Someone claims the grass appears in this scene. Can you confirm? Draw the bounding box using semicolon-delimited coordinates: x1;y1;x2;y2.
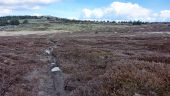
1;18;170;32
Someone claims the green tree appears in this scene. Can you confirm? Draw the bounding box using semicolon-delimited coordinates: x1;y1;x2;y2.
132;20;143;25
111;21;116;24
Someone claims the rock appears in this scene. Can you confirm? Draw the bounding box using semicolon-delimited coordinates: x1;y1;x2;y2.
45;49;51;54
51;67;61;72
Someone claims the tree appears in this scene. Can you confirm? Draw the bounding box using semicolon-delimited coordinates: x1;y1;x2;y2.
111;21;116;24
9;19;20;25
23;19;28;24
132;20;143;25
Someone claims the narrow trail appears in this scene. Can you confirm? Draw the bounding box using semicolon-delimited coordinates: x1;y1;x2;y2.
45;39;68;96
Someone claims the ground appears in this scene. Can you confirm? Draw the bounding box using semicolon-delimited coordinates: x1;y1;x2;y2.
0;24;170;96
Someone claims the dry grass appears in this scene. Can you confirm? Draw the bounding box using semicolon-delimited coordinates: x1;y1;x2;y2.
1;24;170;96
0;36;51;96
53;32;170;96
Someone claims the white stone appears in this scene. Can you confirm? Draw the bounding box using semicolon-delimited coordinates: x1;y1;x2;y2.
51;67;61;72
45;49;51;54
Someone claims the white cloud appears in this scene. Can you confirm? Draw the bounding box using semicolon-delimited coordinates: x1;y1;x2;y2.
67;16;79;20
0;0;57;5
0;8;12;16
82;1;170;21
82;2;152;21
32;6;41;10
93;8;104;18
0;0;59;16
83;8;92;18
83;8;104;18
160;10;170;18
111;2;151;18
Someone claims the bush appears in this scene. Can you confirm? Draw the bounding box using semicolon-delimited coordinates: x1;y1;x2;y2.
9;19;20;25
23;20;28;24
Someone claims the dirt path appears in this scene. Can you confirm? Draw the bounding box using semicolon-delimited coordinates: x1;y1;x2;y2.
0;31;69;36
44;39;68;96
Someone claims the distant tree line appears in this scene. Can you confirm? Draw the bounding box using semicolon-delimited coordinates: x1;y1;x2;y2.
0;15;149;26
54;18;117;24
0;16;31;26
117;20;148;25
59;19;147;25
0;16;39;20
46;16;144;24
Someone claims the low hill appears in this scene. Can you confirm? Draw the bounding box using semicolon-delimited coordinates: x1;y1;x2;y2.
0;16;169;32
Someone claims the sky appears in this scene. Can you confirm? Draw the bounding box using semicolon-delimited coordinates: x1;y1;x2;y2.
0;0;170;21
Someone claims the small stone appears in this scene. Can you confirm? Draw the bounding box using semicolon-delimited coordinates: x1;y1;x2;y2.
45;49;51;54
51;67;61;72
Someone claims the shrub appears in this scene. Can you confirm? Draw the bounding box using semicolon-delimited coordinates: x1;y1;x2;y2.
9;19;20;25
23;20;28;24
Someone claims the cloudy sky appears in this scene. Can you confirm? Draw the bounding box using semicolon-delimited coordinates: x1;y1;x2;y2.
0;0;170;21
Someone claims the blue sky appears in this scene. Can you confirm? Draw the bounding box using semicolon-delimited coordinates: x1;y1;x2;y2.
0;0;170;21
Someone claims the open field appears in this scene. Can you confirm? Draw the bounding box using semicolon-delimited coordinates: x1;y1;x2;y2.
1;23;170;32
0;24;170;96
